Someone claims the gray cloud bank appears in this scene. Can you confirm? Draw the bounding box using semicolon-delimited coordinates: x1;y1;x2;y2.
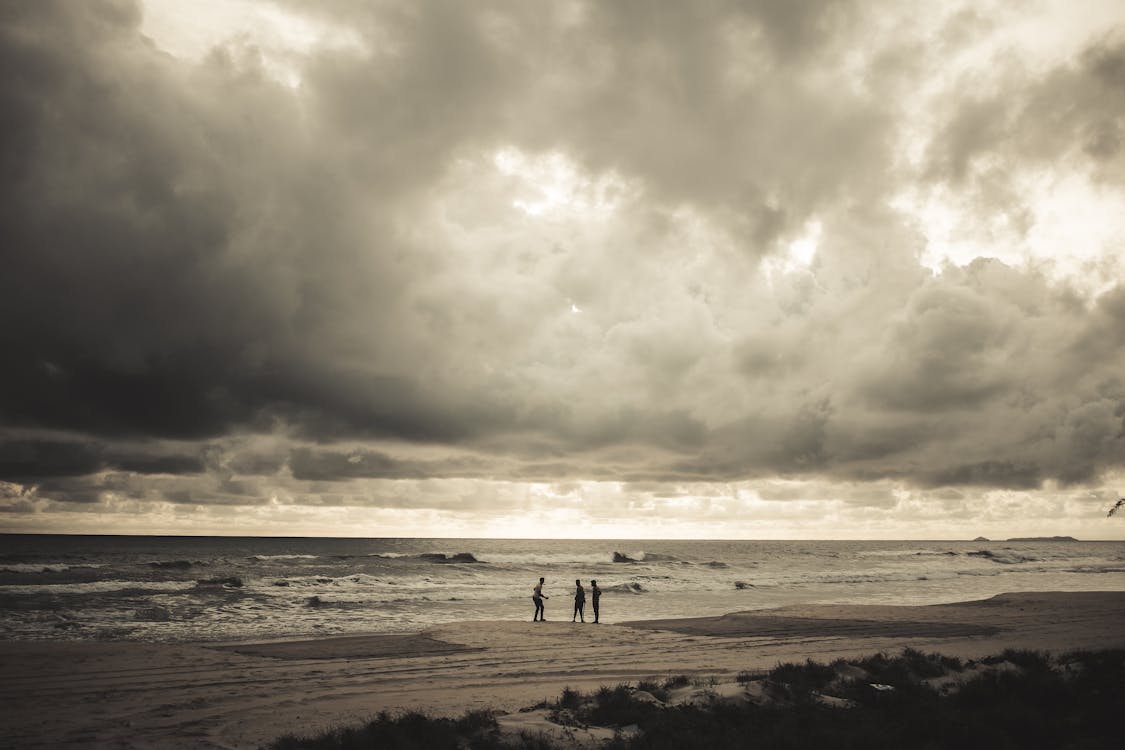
1;1;1124;521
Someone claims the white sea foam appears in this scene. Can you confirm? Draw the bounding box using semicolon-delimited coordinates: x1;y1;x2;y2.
0;580;197;595
2;563;75;573
477;552;618;566
856;549;954;558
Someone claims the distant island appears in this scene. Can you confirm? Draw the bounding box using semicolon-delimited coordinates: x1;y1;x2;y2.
1005;536;1078;542
973;536;990;541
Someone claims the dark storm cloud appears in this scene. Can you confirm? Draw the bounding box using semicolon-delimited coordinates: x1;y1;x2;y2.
1;0;1124;517
0;0;883;447
0;439;103;479
287;446;492;481
0;0;486;445
0;436;204;479
921;460;1044;491
2;0;284;439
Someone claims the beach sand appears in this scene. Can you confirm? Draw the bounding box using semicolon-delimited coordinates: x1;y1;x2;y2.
2;591;1123;749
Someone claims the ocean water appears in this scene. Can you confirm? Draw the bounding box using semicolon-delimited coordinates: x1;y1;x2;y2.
1;535;1123;643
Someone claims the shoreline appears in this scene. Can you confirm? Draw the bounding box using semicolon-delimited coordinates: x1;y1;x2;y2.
3;591;1124;748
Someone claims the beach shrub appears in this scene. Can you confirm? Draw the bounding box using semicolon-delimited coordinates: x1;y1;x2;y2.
587;684;649;727
457;709;498;733
899;647;962;677
507;731;559;750
269;709;500;750
547;684;666;729
635;679;670;702
979;648;1050;672
767;659;836;699
660;675;691;690
851;650;946;687
556;686;582;711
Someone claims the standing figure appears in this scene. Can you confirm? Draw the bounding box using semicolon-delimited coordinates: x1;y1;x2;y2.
572;579;585;623
590;580;601;623
532;577;548;621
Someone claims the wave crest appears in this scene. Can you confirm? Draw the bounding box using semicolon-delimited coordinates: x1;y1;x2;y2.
968;550;1038;565
418;552;481;564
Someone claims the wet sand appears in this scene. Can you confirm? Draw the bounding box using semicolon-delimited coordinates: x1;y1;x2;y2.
2;591;1123;748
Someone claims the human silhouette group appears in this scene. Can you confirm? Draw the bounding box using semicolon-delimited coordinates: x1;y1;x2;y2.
532;577;600;623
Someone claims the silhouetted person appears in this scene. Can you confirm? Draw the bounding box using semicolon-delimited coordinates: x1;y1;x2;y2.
572;579;585;622
532;577;548;621
590;580;601;623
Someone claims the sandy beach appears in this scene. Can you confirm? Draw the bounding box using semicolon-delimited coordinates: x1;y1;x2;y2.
2;591;1124;749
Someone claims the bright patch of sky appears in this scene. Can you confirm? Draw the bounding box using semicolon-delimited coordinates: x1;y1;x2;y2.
141;0;364;87
493;148;625;218
895;175;1125;295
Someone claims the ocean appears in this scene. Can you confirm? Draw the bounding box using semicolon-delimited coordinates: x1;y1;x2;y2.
2;535;1123;643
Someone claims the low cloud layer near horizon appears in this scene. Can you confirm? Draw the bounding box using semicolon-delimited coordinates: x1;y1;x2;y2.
2;0;1124;538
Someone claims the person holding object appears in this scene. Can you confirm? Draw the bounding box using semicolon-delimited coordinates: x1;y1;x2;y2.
532;577;548;621
572;579;585;622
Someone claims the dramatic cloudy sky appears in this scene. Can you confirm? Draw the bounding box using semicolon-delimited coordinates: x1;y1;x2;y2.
2;0;1124;538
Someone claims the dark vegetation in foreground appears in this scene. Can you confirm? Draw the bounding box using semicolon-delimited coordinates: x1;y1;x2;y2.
268;648;1125;749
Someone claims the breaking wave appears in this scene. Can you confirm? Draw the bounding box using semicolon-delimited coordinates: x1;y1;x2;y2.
1;563;91;574
968;550;1039;565
638;553;681;562
0;580;197;595
149;560;198;569
417;552;481;564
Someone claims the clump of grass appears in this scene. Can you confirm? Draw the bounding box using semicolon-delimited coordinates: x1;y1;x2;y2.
556;686;582;711
735;670;762;684
899;647;963;677
548;686;586;727
458;708;498;733
270;710;492;750
635;679;670;702
510;731;559;750
588;684;650;726
767;659;836;699
661;675;691;690
850;648;959;687
549;683;667;729
979;648;1050;672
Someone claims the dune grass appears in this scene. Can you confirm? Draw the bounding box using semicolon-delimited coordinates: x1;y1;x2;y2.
269;648;1125;750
